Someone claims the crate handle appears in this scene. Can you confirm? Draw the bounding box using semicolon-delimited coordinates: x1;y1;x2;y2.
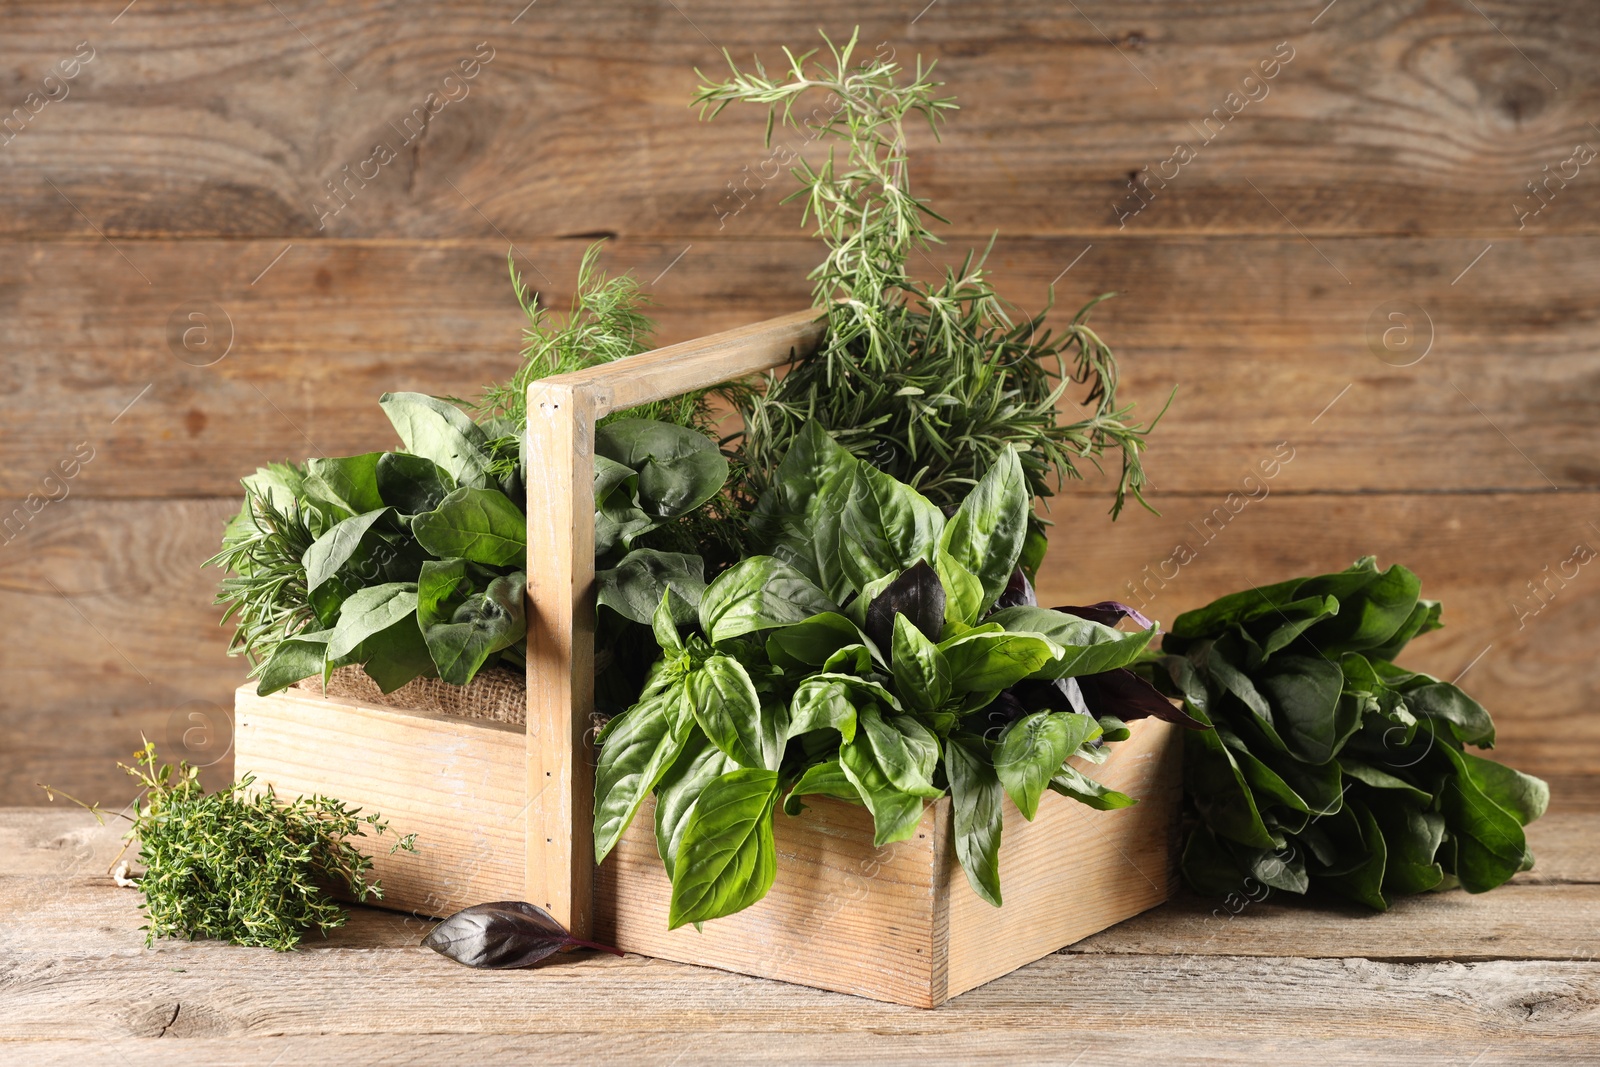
524;308;826;935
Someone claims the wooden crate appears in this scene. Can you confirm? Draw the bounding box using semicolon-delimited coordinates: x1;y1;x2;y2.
232;309;1183;1007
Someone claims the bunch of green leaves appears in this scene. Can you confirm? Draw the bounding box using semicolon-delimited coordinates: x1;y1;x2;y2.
45;742;415;951
213;245;737;692
216;394;727;696
593;421;1180;928
1142;558;1548;909
694;29;1163;522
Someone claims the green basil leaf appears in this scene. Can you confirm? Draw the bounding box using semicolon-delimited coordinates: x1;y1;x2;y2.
375;451;456;516
946;735;1004;907
787;676;862;745
1048;763;1136;811
750;420;859;591
327;583;419;661
891;613;952;714
303;453;385;517
379;391;492;489
938;629;1064;693
593;684;692;864
783;759;862;816
935;550;985;629
654;730;738;880
856;706;942;797
652;588;684;652
765;612;869;669
412;487;527;567
839;728;930;848
687;655;767;769
697;556;838;645
938;446;1028;612
818;463;945;600
667;768;779;928
994;711;1098;820
596;549;705;627
986;605;1154;679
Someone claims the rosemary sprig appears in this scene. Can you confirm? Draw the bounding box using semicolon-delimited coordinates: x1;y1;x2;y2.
696;29;1164;517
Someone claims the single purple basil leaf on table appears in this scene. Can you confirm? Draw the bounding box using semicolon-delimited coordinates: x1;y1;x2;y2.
1055;601;1157;632
1077;668;1205;729
423;900;623;969
864;559;945;656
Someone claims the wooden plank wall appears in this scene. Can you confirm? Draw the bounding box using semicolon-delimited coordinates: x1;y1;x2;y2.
1;1;1595;804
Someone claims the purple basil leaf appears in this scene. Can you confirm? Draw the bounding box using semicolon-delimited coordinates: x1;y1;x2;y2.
983;688;1030;731
1009;676;1091;717
1055;601;1157;632
990;567;1038;611
864;559;945;655
423;900;623;969
1077;669;1205;729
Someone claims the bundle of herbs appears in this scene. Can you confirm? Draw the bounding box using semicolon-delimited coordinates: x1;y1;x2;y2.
1140;557;1548;908
696;29;1165;540
43;743;414;950
211;244;735;701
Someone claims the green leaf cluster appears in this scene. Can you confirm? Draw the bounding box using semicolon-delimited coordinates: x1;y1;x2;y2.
51;742;415;951
695;29;1166;522
593;423;1154;926
212;246;734;694
1146;557;1549;909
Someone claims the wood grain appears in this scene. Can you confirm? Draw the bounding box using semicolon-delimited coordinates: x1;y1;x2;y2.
0;2;1596;239
4;804;1600;1062
233;686;526;916
2;236;1595;499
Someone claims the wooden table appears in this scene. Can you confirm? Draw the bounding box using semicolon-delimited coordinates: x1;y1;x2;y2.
4;784;1598;1065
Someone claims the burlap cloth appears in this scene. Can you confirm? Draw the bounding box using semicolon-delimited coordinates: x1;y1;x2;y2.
295;666;528;725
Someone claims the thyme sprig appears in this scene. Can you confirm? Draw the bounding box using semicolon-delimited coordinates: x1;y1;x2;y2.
43;742;415;951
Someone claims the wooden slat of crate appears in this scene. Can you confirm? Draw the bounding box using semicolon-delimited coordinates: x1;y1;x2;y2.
233;686;525;916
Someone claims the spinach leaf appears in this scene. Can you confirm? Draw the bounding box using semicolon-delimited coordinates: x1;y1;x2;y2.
421;573;526;686
379;392;493;489
376;452;456;516
255;630;333;696
304;453;385;516
302;508;394;595
326;583;419;661
667;768;779;928
595;549;705;627
595;418;728;520
413;487;527;567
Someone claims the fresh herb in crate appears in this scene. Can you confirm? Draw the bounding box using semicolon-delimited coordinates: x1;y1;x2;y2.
210;243;738;699
695;28;1167;554
1140;557;1549;909
42;742;415;951
593;422;1193;925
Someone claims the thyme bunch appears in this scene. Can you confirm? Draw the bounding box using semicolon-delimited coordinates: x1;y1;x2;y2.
44;742;415;951
696;29;1164;517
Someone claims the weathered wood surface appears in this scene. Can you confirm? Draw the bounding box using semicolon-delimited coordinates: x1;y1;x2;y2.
3;236;1597;498
0;2;1595;239
3;490;1593;805
3;803;1598;1063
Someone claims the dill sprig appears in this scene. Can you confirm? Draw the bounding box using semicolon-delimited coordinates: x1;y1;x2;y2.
43;741;416;951
695;29;1164;517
